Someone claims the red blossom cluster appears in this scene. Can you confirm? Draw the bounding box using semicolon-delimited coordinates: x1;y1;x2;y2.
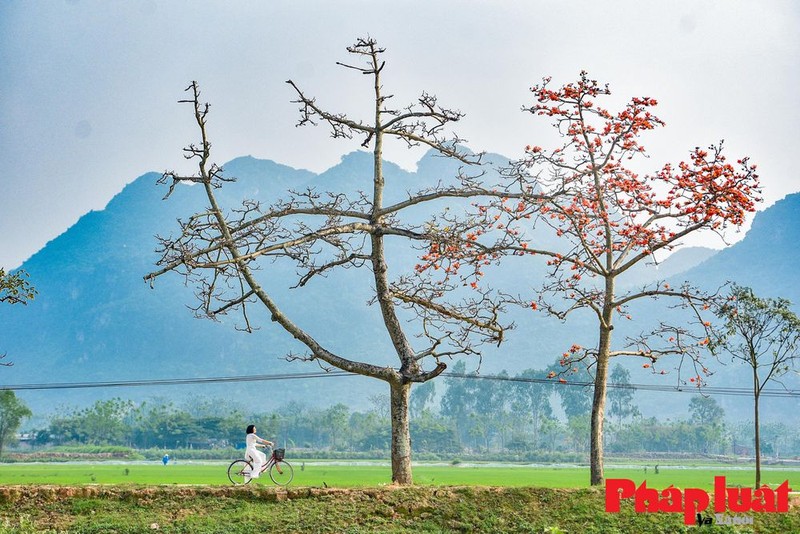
509;72;761;274
655;146;760;228
415;232;500;290
548;344;585;376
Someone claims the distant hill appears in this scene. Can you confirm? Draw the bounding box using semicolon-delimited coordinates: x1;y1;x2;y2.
2;152;797;423
619;246;718;289
621;193;800;422
1;155;392;415
678;193;800;305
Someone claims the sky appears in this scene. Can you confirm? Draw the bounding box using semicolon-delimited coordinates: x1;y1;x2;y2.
1;0;798;269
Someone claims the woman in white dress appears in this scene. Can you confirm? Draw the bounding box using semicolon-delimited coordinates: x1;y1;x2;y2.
244;424;273;479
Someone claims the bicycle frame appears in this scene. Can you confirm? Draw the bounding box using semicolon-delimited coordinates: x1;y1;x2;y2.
229;446;293;486
247;449;283;475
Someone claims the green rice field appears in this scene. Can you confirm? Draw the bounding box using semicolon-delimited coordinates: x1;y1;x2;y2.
0;461;796;489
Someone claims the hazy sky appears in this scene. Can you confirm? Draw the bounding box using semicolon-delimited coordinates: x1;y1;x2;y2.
1;0;798;269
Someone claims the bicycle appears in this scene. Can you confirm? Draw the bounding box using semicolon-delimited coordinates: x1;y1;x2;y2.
227;446;294;486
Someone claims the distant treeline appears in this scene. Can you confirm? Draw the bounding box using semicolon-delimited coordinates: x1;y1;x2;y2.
20;363;800;459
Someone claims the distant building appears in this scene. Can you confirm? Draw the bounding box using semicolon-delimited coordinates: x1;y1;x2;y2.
15;433;35;450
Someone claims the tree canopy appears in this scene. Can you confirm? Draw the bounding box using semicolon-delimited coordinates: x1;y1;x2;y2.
713;285;800;486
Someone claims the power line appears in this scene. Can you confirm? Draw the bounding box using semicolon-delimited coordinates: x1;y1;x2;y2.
0;371;353;391
2;369;799;399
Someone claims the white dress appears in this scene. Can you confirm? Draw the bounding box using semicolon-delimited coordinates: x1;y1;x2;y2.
245;433;267;478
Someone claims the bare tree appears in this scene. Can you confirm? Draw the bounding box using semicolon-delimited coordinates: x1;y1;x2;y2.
713;285;800;487
145;38;524;484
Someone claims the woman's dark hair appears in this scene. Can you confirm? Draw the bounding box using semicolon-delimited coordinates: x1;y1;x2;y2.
246;424;256;434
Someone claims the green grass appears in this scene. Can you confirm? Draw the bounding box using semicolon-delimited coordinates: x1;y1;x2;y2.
1;463;799;532
0;484;799;533
0;461;796;489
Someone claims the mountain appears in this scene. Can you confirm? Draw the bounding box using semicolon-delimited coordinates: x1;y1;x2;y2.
619;247;718;289
0;151;511;416
619;193;800;422
2;153;798;423
678;193;800;305
0;156;378;415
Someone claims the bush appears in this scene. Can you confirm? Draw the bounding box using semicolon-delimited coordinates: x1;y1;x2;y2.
1;445;145;463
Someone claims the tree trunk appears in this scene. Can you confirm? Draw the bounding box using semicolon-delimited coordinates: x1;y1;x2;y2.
754;387;761;488
390;380;413;485
590;322;613;486
590;355;609;485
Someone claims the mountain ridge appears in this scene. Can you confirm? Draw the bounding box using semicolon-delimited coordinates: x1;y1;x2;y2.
2;152;797;420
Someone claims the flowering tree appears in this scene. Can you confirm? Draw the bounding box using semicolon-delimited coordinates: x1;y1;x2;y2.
445;72;760;485
515;72;761;484
713;285;800;487
145;38;522;485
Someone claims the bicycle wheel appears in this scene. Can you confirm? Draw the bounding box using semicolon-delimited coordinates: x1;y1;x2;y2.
227;459;254;485
269;460;294;486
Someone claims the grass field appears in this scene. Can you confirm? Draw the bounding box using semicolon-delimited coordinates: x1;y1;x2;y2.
0;461;796;489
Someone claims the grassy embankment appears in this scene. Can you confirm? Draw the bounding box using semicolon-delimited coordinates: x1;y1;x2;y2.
2;464;799;532
1;484;799;533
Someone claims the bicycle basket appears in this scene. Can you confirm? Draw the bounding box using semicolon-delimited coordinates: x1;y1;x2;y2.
274;448;285;461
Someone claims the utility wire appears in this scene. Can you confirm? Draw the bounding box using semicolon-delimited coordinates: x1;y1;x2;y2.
2;370;799;398
0;371;354;391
